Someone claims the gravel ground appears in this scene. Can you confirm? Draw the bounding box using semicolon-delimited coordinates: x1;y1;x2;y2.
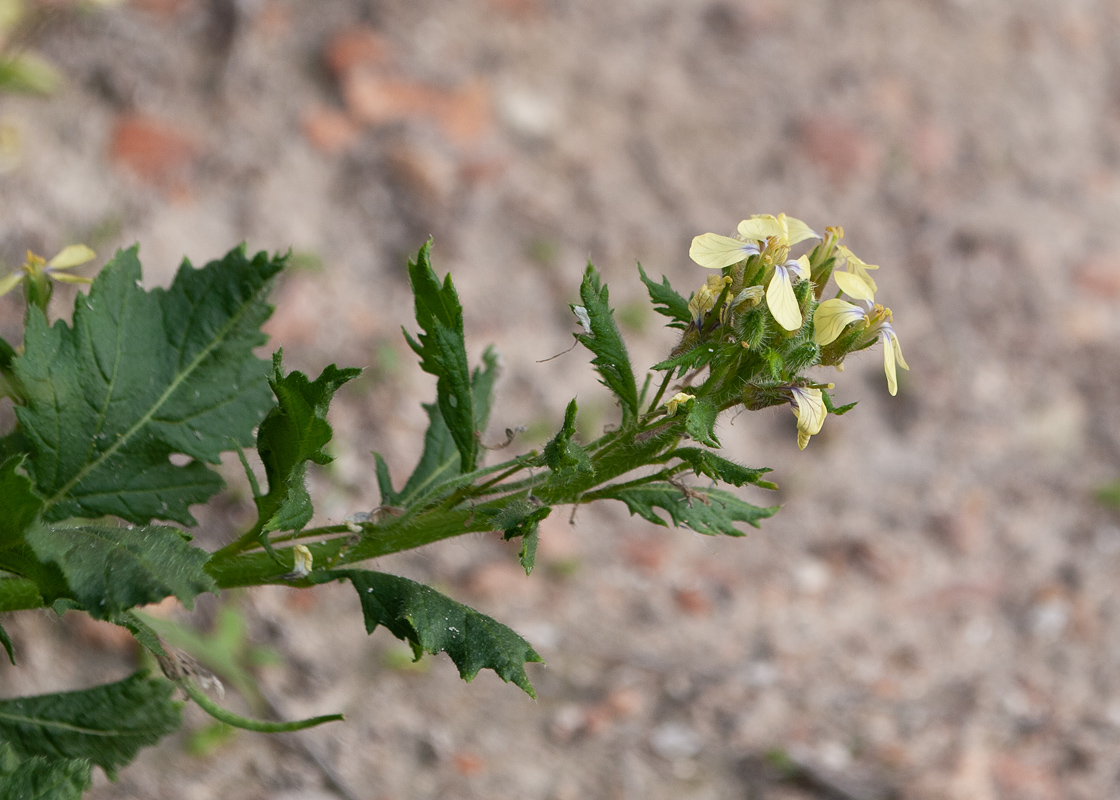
3;1;1120;798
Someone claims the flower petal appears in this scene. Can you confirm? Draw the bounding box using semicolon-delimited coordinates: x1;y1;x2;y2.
0;271;25;298
791;387;826;450
737;216;784;242
833;269;877;302
812;298;864;345
837;245;879;272
781;215;821;246
49;272;93;285
789;254;810;281
47;244;96;270
882;333;898;396
766;266;802;331
689;233;759;269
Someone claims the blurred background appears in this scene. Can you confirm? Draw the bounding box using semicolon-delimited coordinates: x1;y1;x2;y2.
2;0;1120;797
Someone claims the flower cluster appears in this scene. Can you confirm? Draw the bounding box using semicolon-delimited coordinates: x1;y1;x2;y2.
677;214;907;449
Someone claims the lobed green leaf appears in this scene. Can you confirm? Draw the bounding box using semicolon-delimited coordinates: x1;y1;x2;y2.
320;569;543;697
684;398;721;447
254;354;360;538
572;264;640;427
637;263;691;329
0;746;91;800
669;447;775;489
0;457;41;552
397;345;500;505
13;245;282;526
403;241;478;474
0;672;181;776
25;523;215;620
599;482;778;536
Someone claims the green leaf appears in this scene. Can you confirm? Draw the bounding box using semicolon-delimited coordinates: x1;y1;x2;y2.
669;448;775;489
0;749;91;800
403;241;477;474
321;570;543;697
0;457;41;551
0;335;15;372
399;345;500;504
110;612;168;659
25;523;215;620
0;672;181;776
685;398;720;447
0;622;13;666
0;545;67;608
600;482;777;536
543;399;593;477
492;500;551;574
13;245;282;526
254;354;360;536
373;452;401;507
572;264;640;426
637;263;691;329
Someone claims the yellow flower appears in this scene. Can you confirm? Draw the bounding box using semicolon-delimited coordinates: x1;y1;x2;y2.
0;244;96;298
665;392;695;417
688;213;819;270
766;254;810;332
813;300;909;396
291;545;313;578
832;245;878;302
789;386;826;450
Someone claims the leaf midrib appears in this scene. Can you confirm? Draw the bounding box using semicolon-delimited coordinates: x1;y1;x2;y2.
0;708;143;739
41;280;268;514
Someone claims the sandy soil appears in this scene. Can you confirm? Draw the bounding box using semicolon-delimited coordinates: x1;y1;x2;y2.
3;0;1120;798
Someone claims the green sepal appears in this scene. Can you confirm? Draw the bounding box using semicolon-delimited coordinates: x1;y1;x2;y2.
518;525;540;576
0;456;41;552
13;245;282;526
24;523;215;620
637;263;691;329
821;390;857;416
254;354;360;538
318;569;543;697
403;240;478;474
572;263;640;427
652;342;711;374
598;482;778;536
669;447;775;489
0;745;92;800
0;672;181;778
685;398;720;447
782;341;820;375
